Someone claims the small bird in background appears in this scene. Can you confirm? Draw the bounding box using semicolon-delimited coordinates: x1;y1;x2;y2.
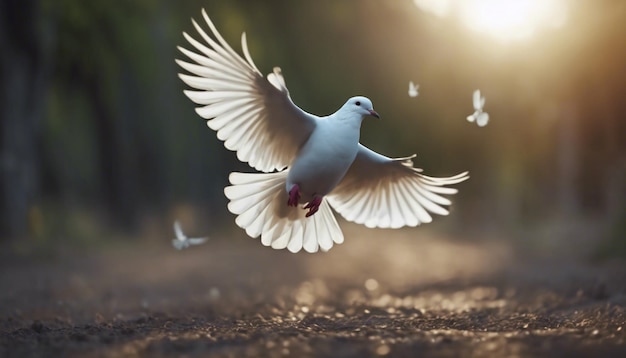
176;9;469;253
408;81;419;97
172;220;208;250
467;89;489;127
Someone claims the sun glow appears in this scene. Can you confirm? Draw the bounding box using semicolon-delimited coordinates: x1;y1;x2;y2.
414;0;568;42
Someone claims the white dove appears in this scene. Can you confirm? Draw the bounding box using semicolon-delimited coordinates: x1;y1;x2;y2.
172;220;208;250
466;89;489;127
176;9;469;253
408;81;419;97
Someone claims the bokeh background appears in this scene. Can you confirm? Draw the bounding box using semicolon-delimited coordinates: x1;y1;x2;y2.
1;0;624;256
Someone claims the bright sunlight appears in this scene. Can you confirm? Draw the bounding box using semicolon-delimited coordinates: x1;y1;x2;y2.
414;0;568;42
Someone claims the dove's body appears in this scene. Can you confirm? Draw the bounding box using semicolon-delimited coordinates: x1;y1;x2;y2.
287;112;363;204
177;10;469;253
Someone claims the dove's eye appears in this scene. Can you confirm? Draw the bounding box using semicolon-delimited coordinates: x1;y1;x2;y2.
355;101;361;106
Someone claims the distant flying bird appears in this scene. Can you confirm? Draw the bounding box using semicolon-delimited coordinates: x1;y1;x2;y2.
172;220;208;250
408;81;419;97
466;89;489;127
176;9;469;253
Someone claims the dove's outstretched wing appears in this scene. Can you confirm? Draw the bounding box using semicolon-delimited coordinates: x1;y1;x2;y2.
327;145;469;229
187;238;208;245
173;220;185;240
472;90;485;111
177;9;317;172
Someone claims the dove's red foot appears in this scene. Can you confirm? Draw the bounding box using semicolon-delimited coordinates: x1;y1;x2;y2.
287;184;300;207
304;196;323;217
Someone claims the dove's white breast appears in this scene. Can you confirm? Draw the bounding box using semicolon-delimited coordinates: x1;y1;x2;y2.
286;116;362;203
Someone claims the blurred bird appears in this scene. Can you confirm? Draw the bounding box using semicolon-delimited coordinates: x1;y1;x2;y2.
176;9;469;253
466;89;489;127
172;220;208;250
408;81;419;97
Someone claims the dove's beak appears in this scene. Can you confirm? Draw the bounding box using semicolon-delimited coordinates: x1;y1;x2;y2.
368;109;380;119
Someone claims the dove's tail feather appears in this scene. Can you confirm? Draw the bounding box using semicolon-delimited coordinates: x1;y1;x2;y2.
224;171;344;253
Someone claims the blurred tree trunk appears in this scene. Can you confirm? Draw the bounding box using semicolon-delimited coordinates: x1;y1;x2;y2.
88;73;138;230
557;104;580;218
0;0;45;239
601;89;626;241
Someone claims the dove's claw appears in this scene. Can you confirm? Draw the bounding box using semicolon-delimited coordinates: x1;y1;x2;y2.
304;196;323;217
287;184;300;207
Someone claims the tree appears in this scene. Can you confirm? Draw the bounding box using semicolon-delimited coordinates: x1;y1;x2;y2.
0;0;46;239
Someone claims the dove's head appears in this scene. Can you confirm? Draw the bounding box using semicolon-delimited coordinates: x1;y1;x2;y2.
343;96;380;119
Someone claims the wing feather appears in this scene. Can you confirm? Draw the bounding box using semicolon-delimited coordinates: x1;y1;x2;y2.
173;221;185;239
400;180;433;222
182;31;246;77
391;182;414;228
472;90;481;110
327;144;469;228
303;217;318;253
387;185;404;228
178;10;317;172
271;226;292;250
225;171;344;253
399;179;433;224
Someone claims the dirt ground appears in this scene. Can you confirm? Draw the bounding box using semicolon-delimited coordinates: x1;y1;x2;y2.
1;225;625;357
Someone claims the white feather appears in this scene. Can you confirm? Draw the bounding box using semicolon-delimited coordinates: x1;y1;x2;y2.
224;171;344;253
